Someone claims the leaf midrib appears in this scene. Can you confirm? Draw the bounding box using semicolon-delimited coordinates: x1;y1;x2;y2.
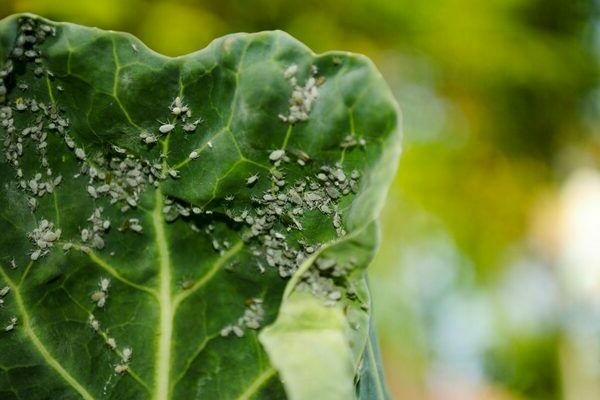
152;187;174;400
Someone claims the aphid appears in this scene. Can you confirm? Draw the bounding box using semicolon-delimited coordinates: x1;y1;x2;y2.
284;64;298;79
106;337;117;349
180;279;193;290
232;325;244;337
91;290;107;306
131;43;138;53
0;286;9;297
74;148;86;160
207;141;213;149
30;249;41;261
10;259;17;269
246;173;259;186
87;185;98;198
128;219;143;233
4;317;17;332
99;278;110;292
121;347;132;363
114;363;129;374
168;169;179;179
189;150;199;159
269;149;285;162
224;194;234;202
140;131;157;144
159;122;175;134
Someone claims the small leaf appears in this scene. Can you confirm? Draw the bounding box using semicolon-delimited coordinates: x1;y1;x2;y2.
260;292;355;400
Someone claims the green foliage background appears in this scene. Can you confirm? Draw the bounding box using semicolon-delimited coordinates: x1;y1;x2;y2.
1;1;598;399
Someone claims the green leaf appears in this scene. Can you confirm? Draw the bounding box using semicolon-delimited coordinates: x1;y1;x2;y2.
0;13;400;400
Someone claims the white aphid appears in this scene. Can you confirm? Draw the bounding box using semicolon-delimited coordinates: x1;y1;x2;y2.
122;347;133;363
246;174;259;186
99;278;110;292
189;150;199;159
106;337;117;349
4;317;17;332
91;290;107;307
159;123;175;134
207;141;213;149
74;147;86;160
284;64;298;79
88;315;100;331
0;286;9;297
115;363;129;374
269;149;285;161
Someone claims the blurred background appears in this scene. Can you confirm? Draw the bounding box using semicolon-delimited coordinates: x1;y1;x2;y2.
1;0;599;398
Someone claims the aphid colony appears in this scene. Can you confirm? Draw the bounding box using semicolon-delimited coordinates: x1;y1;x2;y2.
78;149;163;212
88;313;133;374
90;277;110;308
147;96;201;146
74;207;112;251
1;101;66;212
27;219;61;260
278;64;323;124
0;283;16;333
0;17;55;101
220;298;265;337
297;257;361;308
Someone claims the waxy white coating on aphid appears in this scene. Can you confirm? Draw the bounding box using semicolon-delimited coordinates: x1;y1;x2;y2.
246;174;259;186
114;363;129;374
91;290;106;303
88;315;100;331
106;337;117;349
189;150;199;159
0;286;10;297
159;123;175;134
99;278;110;292
122;347;133;363
4;317;17;332
74;147;86;160
269;149;285;161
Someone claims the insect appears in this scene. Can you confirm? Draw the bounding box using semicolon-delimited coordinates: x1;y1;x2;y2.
158;122;175;134
290;148;311;166
140;131;157;144
30;249;41;261
98;278;110;292
131;43;138;53
4;317;17;332
114;363;129;374
189;150;199;159
0;286;10;297
246;173;259;186
88;315;100;331
106;337;117;349
74;147;86;160
269;149;285;162
224;194;235;202
207;141;213;149
121;347;133;363
91;291;107;308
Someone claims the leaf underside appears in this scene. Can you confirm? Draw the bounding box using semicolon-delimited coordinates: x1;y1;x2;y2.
0;14;400;400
